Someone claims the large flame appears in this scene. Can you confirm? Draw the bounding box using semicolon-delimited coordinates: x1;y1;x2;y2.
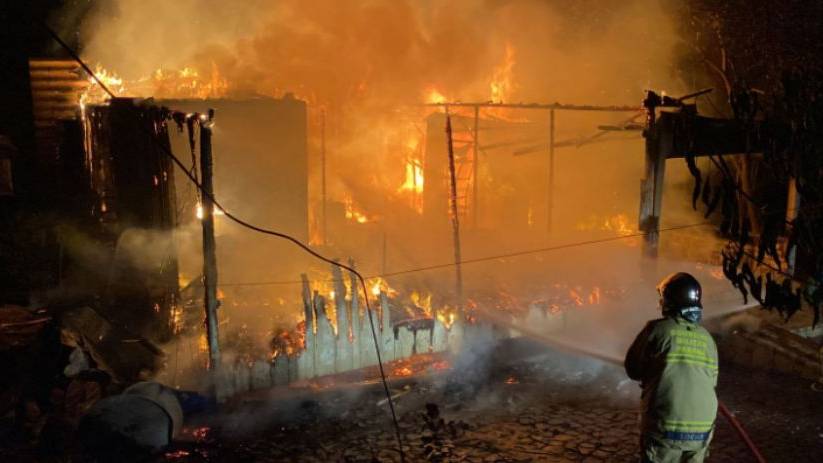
490;43;516;104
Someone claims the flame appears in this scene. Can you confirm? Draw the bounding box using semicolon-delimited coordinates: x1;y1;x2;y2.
367;277;395;297
170;305;184;334
344;195;371;224
270;327;303;359
588;286;601;305
399;158;425;194
409;290;433;317
576;213;636;237
149;63;228;99
504;375;519;385
568;288;584;307
436;309;457;329
80;64;125;108
81;62;228;109
196;202;224;220
425;87;447;104
489;43;516;103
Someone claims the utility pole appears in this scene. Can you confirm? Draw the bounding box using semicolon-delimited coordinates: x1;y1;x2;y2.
445;113;464;313
472;106;479;228
199;110;220;370
547;109;555;232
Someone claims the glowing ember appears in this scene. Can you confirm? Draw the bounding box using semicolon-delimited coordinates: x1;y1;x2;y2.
164;450;190;459
431;360;450;371
393;365;414;377
504;375;519;384
180;425;211;442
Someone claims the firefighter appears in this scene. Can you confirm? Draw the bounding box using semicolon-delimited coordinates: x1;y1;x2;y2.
625;272;718;463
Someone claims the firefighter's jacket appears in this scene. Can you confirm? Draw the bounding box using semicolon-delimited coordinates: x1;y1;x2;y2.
624;315;718;448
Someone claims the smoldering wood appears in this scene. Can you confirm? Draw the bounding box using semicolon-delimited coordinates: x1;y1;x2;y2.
211;271;572;403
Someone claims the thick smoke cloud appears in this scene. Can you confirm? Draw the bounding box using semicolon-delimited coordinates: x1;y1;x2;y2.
72;0;741;385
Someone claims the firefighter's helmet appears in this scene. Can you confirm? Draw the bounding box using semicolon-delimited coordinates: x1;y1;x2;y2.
657;272;703;322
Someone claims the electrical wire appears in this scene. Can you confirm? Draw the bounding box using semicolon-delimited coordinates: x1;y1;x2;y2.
38;22;410;461
196;221;714;288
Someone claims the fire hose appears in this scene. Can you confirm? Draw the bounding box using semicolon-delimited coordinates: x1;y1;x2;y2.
475;307;768;462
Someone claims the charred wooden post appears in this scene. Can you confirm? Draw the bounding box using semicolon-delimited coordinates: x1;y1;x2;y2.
547;109;555;232
314;292;336;376
380;291;396;362
198;111;221;370
331;262;353;372
299;274;316;378
639;92;667;257
348;258;363;368
445;114;464;312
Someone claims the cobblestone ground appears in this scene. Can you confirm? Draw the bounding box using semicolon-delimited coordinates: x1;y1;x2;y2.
161;354;822;463
2;343;820;462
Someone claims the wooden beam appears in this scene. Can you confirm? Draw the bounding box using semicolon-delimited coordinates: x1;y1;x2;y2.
425;101;640;112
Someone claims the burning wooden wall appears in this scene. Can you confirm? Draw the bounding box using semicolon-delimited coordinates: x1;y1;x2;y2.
83;98;179;341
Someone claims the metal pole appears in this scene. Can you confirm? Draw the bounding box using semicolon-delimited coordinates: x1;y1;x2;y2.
473;105;479;228
199;110;220;370
321;109;327;245
445;114;464;312
547;109;555;232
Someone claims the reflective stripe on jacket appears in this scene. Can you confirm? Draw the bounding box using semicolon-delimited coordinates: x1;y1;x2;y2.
625;315;718;448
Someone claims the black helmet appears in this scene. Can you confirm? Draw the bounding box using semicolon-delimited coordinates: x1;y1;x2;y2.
657;272;702;322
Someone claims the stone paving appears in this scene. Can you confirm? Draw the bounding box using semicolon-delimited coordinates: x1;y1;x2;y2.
159;369;769;462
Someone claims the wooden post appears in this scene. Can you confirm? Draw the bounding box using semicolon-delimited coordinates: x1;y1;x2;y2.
639;97;667;257
472;105;480;228
199;111;221;370
547;109;555;232
321;109;327;245
445;114;464;312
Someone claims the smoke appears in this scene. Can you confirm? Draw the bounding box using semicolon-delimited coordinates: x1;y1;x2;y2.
68;0;749;394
